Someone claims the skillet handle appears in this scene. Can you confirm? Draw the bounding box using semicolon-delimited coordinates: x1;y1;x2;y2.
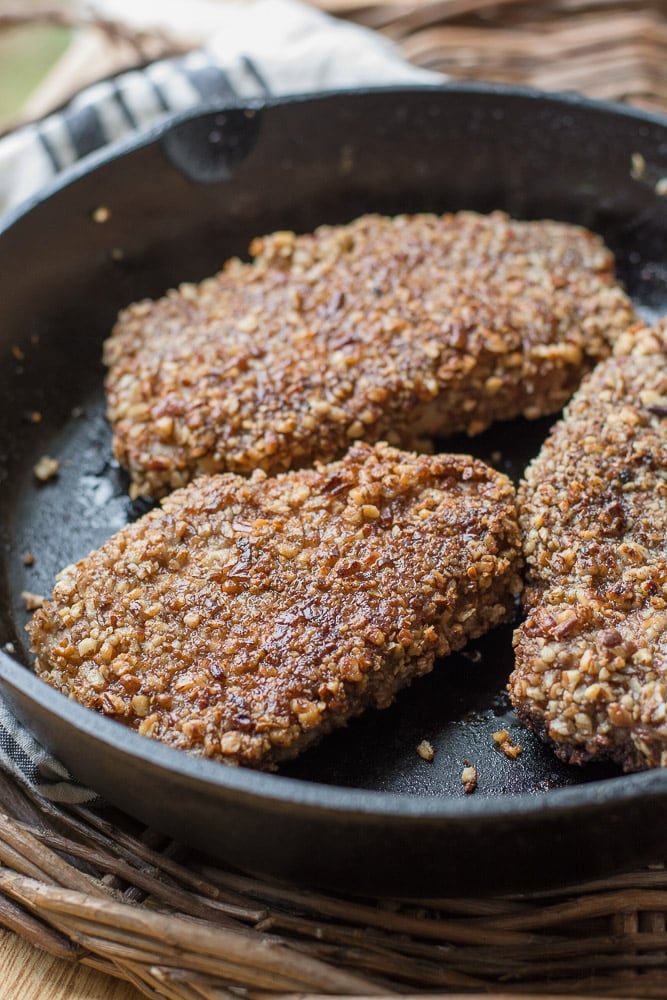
161;106;263;183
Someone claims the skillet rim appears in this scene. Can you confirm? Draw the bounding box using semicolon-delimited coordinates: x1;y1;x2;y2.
1;81;667;824
2;648;667;819
3;78;667;237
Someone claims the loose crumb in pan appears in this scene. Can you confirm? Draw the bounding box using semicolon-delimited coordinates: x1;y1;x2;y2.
461;765;478;793
630;152;646;179
492;728;523;759
416;740;435;762
510;321;667;772
104;210;634;499
22;591;44;611
27;442;522;770
92;206;111;223
33;456;60;482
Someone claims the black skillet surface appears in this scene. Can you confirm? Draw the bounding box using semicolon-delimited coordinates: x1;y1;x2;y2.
1;84;666;896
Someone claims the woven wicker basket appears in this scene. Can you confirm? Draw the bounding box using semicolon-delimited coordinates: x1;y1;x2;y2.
338;0;667;113
1;770;666;999
1;3;666;998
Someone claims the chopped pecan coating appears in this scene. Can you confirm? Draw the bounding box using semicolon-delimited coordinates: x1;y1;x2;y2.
104;211;634;498
28;443;522;769
510;322;667;772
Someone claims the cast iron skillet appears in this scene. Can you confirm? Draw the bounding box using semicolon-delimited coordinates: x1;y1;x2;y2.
1;84;666;897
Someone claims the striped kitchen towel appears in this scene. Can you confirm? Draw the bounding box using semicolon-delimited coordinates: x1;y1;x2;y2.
0;0;439;217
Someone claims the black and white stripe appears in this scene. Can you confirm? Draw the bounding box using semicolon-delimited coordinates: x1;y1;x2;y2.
43;54;248;176
0;51;278;219
0;699;98;803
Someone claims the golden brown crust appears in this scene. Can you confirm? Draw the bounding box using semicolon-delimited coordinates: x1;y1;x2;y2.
27;442;522;769
104;211;634;498
510;323;667;772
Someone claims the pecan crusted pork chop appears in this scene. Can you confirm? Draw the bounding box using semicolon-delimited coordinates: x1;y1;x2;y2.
104;211;635;499
510;322;667;772
28;443;522;769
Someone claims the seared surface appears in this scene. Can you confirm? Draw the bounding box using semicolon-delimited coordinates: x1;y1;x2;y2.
28;443;522;769
104;211;634;498
510;323;667;771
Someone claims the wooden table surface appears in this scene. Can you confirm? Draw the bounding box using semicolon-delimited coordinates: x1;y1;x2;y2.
0;930;139;1000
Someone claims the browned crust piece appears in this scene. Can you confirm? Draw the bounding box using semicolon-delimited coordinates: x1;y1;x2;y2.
104;211;635;499
27;442;522;770
510;323;667;772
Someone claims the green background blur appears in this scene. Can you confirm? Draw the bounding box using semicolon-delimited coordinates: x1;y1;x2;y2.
0;3;72;125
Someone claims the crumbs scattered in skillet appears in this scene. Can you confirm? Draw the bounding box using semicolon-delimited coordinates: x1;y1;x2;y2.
511;321;667;772
29;211;667;777
27;443;522;770
104;210;635;499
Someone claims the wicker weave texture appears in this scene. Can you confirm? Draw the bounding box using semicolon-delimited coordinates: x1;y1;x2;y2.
329;0;667;112
0;772;665;999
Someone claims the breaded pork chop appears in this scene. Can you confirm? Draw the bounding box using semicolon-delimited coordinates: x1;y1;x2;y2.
510;322;667;772
28;443;522;770
104;211;634;498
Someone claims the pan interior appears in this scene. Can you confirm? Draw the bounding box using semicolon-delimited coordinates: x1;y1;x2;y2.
4;392;620;798
1;87;667;801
